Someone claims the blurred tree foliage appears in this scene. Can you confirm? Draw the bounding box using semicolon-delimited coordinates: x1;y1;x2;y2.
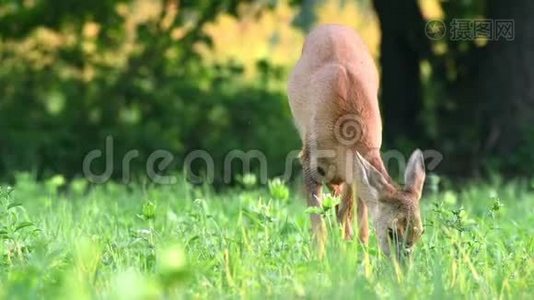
372;0;534;178
0;0;298;183
1;0;532;184
423;0;534;177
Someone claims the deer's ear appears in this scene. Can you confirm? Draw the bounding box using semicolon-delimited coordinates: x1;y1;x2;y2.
404;149;426;197
354;152;389;200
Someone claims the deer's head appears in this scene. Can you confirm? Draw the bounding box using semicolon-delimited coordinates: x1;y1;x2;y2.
354;150;426;259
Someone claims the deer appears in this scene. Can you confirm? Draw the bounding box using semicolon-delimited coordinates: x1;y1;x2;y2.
287;24;426;259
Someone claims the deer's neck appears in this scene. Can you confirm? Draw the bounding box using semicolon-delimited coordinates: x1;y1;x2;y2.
364;149;392;183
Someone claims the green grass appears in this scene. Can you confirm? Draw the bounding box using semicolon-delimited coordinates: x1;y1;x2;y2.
1;173;533;299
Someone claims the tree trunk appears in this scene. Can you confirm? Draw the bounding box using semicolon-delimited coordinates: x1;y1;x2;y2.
372;0;431;148
477;0;534;174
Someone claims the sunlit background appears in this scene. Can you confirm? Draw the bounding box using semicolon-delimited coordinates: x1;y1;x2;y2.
1;0;532;184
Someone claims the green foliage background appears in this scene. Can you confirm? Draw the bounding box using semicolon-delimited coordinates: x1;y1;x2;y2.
0;0;298;183
1;0;534;183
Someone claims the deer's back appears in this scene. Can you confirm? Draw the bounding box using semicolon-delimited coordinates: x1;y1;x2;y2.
288;25;382;154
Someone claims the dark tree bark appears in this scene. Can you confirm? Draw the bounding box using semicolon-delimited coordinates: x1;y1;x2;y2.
372;0;431;147
476;0;534;174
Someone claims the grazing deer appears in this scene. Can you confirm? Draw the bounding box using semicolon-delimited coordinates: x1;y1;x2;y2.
287;25;426;258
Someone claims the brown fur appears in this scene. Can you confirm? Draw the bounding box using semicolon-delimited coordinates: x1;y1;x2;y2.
288;25;426;257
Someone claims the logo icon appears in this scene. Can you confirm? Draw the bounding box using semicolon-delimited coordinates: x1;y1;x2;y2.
425;20;446;40
334;114;365;146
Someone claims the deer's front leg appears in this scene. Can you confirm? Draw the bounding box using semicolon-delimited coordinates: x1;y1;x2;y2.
303;169;326;251
357;196;369;244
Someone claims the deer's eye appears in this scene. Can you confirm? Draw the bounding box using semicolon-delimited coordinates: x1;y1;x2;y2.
317;166;326;176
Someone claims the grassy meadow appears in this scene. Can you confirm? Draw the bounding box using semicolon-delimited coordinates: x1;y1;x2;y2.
1;174;533;299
